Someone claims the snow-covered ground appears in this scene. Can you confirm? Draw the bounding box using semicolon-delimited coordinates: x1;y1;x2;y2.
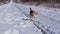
0;1;60;34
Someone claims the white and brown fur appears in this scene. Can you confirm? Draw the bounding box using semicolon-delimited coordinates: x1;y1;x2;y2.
29;8;37;22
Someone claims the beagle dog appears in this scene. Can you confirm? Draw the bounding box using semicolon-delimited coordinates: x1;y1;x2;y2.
30;8;37;17
30;8;37;22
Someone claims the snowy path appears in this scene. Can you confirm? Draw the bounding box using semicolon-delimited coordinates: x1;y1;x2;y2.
0;1;60;34
0;1;43;34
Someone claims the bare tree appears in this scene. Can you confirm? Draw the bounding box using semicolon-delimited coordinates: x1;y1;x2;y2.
0;0;10;4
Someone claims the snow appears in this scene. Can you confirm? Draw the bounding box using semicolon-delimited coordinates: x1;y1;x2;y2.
0;3;9;12
14;3;60;34
0;1;43;34
0;0;60;34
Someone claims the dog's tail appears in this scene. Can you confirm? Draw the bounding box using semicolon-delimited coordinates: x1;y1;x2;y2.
30;7;32;11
